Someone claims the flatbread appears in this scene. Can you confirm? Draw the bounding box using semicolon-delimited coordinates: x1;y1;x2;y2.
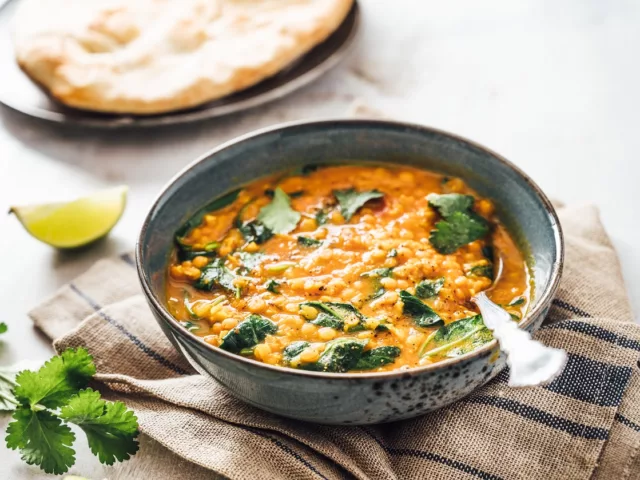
13;0;353;114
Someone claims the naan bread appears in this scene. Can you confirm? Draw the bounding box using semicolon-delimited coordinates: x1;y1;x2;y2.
13;0;353;114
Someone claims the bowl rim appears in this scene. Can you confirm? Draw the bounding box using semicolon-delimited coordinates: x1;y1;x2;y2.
136;118;564;380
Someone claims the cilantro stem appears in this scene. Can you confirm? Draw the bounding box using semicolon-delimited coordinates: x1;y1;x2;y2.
31;404;46;412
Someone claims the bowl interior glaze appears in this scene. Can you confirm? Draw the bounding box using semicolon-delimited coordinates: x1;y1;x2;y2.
138;120;562;372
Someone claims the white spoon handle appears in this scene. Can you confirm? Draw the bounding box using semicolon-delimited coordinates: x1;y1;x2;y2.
472;292;567;387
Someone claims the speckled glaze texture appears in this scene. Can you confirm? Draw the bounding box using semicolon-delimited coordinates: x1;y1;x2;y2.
136;120;563;425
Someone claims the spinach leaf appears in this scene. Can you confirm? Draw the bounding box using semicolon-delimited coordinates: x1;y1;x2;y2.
415;277;444;299
238;220;274;245
176;240;220;262
304;338;368;373
180;321;200;333
297;236;322;248
429;211;490;254
282;341;310;366
237;252;266;274
420;315;492;358
467;263;494;279
361;268;393;301
399;290;444;328
427;193;490;254
265;279;281;294
333;189;384;221
194;259;239;296
301;302;365;331
219;314;278;353
508;297;525;307
175;189;240;240
315;209;330;226
257;188;301;234
427;193;475;218
361;268;393;278
355;346;401;370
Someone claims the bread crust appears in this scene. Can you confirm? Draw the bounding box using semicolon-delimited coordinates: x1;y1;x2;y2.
13;0;353;114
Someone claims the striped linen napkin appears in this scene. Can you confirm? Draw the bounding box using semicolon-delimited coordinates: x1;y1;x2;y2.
27;203;640;480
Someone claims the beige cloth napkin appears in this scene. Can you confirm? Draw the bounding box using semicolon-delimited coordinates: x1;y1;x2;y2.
30;204;640;480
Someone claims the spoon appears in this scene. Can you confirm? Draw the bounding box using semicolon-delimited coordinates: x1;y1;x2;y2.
471;258;567;387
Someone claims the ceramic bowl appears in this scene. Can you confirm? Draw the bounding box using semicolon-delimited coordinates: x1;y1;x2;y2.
136;119;563;425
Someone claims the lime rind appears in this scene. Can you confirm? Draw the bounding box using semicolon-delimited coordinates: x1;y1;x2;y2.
9;186;128;249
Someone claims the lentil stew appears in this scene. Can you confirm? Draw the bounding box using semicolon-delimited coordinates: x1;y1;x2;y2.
166;165;531;373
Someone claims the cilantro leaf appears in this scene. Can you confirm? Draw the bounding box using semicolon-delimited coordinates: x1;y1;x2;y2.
415;277;445;299
13;348;95;409
429;211;490;254
257;188;301;234
60;389;139;466
427;193;474;217
0;366;19;411
333;189;384;221
399;290;444;328
0;322;7;334
6;408;76;475
427;193;490;254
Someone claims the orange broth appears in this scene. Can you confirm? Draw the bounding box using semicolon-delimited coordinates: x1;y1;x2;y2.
166;165;530;372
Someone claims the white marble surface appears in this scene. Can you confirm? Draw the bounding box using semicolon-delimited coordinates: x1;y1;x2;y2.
1;0;639;477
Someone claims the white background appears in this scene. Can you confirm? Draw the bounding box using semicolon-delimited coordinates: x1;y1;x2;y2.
0;0;638;477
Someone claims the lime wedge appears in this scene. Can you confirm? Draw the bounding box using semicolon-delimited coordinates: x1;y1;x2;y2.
9;186;128;249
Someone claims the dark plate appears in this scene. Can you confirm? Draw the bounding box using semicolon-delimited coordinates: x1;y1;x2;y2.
0;0;359;128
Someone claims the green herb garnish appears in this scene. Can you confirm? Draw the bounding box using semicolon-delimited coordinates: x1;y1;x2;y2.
4;348;139;474
0;322;6;334
361;268;393;278
420;315;492;358
303;338;368;373
508;297;525;307
415;277;445;299
265;279;281;294
467;264;494;279
333;189;384;221
297;236;322;248
219;314;278;353
257;187;301;234
427;193;490;254
300;302;365;331
354;346;401;370
194;258;240;297
238;220;274;245
282;341;310;366
399;290;444;328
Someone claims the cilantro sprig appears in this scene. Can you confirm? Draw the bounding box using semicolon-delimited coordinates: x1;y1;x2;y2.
427;193;490;254
4;348;139;474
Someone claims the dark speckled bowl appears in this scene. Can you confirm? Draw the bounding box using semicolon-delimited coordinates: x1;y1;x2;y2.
136;120;563;425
